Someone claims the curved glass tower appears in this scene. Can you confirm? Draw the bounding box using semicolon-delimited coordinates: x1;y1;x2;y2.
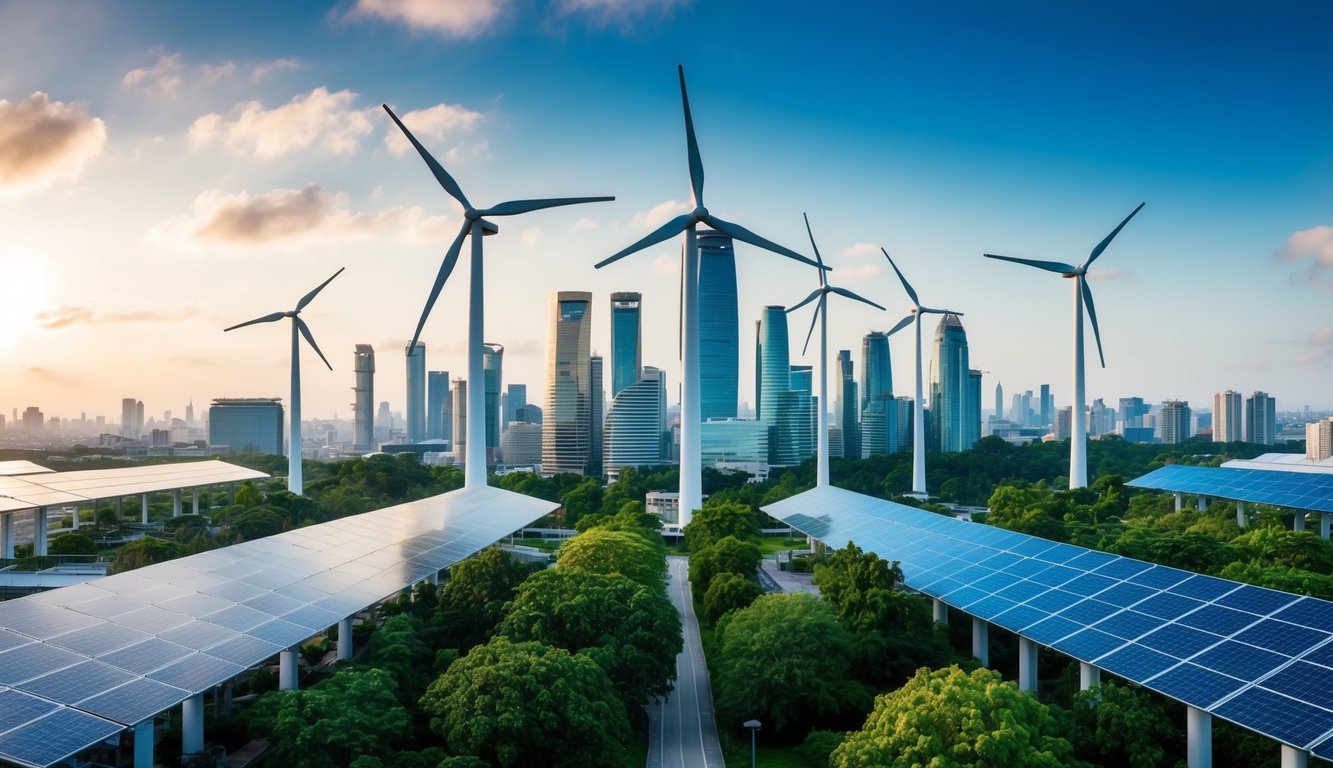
757;306;810;466
610;292;642;398
928;313;977;452
603;367;666;479
542;292;592;475
698;230;738;420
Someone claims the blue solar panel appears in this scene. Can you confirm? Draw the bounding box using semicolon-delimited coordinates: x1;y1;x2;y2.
0;689;59;733
1128;465;1333;514
1215;688;1333;748
1169;575;1237;602
1262;662;1333;712
993;579;1048;603
1193;641;1289;681
1062;572;1118;597
0;708;122;768
1133;591;1205;621
1058;599;1120;626
1001;558;1051;578
1178;604;1260;636
990;603;1047;633
1234;620;1331;657
147;653;244;691
1095;610;1169;641
99;638;192;675
1128;565;1192;591
966;595;1018;621
1023;615;1081;645
1052;628;1126;661
1147;663;1245;710
1093;557;1154;581
1096;581;1156;608
1025;589;1083;614
0;644;84;685
1030;564;1082;587
1138;624;1223;659
75;678;190;726
18;661;137;704
1217;585;1300;616
1276;599;1333;632
1099;644;1179;680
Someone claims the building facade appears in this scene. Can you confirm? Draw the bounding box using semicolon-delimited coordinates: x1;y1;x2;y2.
1160;399;1192;444
209;398;283;454
610;292;642;398
589;354;604;475
1307;418;1333;461
542;291;593;475
836;349;860;460
427;370;449;442
501;422;542;467
602;366;666;479
757;306;811;466
928;313;977;452
405;344;426;442
1213;390;1243;442
699;231;739;420
484;344;503;464
353;345;375;449
1246;391;1276;445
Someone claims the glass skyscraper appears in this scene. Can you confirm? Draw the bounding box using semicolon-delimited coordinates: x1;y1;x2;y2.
699;231;739;420
860;331;896;456
928;313;977;452
603;366;666;479
405;344;426;442
757;306;811;466
836;349;860;459
209;398;283;454
542;291;592;475
610;292;642;398
427;370;449;441
483;344;503;463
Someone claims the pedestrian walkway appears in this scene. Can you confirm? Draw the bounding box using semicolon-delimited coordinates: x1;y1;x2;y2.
759;558;820;595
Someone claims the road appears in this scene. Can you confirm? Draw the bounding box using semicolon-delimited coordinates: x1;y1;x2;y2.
646;556;725;768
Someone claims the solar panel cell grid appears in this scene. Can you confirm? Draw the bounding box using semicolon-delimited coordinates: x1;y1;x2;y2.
1215;688;1333;749
1261;662;1333;712
0;708;122;768
1234;620;1331;657
1192;641;1289;682
1146;663;1245;710
1177;604;1261;636
1098;644;1179;680
0;689;60;734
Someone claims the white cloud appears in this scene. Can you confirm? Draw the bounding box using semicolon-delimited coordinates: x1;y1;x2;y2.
1295;327;1333;366
1275;226;1333;288
836;262;883;283
651;251;678;277
631;199;691;230
121;53;186;94
347;0;507;38
1088;265;1129;280
187;87;375;158
122;51;298;95
384;102;484;155
841;242;881;261
250;58;302;82
569;217;600;232
0;92;107;197
555;0;688;27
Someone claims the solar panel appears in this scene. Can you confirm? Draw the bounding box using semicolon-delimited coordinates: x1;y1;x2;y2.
0;644;85;685
1128;464;1333;514
0;708;122;768
1145;663;1245;709
75;678;191;726
0;688;60;733
1215;688;1333;748
98;638;194;675
18;661;138;704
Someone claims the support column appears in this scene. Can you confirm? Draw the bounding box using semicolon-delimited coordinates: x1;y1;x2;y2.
337;617;354;661
279;648;299;691
932;598;948;625
1293;511;1305;531
1237;501;1247;529
34;507;48;557
1;513;13;559
181;694;204;757
1198;495;1209;512
427;571;439;586
141;494;149;524
133;719;154;768
1321;513;1330;541
1281;744;1308;768
1080;662;1101;690
1174;492;1183;512
1018;637;1038;692
972;618;989;666
116;496;123;518
72;503;81;531
192;489;200;515
1187;706;1212;768
172;489;182;517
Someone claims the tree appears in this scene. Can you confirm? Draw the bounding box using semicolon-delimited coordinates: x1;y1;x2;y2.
420;637;630;768
1068;681;1179;768
713;593;866;735
110;537;184;573
48;532;96;555
95;506;119;529
702;572;763;624
831;666;1078;768
683;501;759;553
234;481;263;508
499;568;681;704
357;614;429;696
439;548;543;637
688;535;761;592
555;527;667;591
229;507;286;540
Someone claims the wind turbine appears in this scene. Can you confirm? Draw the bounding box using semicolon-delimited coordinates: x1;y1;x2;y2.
984;203;1144;489
787;214;885;489
224;267;343;495
383;104;613;489
595;65;822;526
882;251;963;497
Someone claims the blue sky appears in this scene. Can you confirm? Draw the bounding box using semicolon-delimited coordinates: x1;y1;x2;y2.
1;0;1330;425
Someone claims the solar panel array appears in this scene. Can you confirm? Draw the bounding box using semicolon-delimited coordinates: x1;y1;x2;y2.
0;484;557;767
762;485;1333;759
0;462;54;477
1129;464;1333;514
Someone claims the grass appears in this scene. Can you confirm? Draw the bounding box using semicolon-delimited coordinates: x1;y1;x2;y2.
757;535;810;557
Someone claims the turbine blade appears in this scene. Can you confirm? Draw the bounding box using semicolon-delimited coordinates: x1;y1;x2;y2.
296;317;332;371
886;314;914;337
409;222;469;353
704;214;821;270
483;196;614;217
295;267;345;312
596;213;694;269
802;212;827;287
786;288;824;315
1084;202;1145;269
678;65;704;206
881;248;919;306
382;104;471;210
1082;277;1106;368
829;285;886;311
802;301;821;357
984;253;1077;275
224;311;286;332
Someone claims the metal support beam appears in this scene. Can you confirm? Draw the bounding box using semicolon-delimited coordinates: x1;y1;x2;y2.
141;494;149;524
172;489;182;517
972;617;989;667
279;648;298;691
181;694;204;757
1187;706;1212;768
1174;492;1183;512
1;513;13;559
337;617;354;661
34;507;48;557
133;719;154;768
1198;495;1209;512
932;598;948;625
1018;637;1038;692
1281;744;1308;768
1080;662;1101;691
1237;500;1247;529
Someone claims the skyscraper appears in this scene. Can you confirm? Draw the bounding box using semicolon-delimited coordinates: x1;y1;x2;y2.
994;382;1003;423
757;306;812;466
699;230;739;420
589;354;604;475
120;398;136;438
542;291;593;475
405;344;426;442
928;313;976;452
452;380;467;456
1245;391;1276;445
966;369;982;448
603;366;666;479
610;292;642;398
1160;400;1191;444
1213;390;1243;442
1039;383;1052;429
504;384;527;431
484;344;503;463
208;398;283;454
859;331;895;457
836;349;859;459
353;345;375;449
1055;406;1073;440
1119;397;1149;429
427;371;450;442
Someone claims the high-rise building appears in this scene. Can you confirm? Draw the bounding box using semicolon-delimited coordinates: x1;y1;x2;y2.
452;380;467;456
836;350;860;460
1246;391;1276;445
484;344;503;464
1055;406;1073;440
610;292;642;398
120;398;136;438
603;366;666;479
135;401;144;436
1021;390;1034;427
967;369;982;447
1307;418;1333;461
208;398;282;454
757;306;811;466
894;396;913;452
515;403;542;424
1118;397;1149;431
1090;398;1115;436
1039;383;1052;429
427;371;450;442
1160;400;1191;444
928;313;976;452
22;407;43;430
699;231;739;420
589;354;604;475
1213;390;1243;443
405;344;426;442
376;401;392;442
542;291;593;475
994;382;1004;423
860;331;895;457
185;401;194;426
352;345;375;449
500;422;542;466
503;384;527;431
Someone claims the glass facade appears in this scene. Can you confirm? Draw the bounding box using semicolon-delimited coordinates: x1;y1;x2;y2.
699;231;739;420
208;399;283;455
405;344;426;442
610;292;642;398
603;367;666;478
542;292;592;475
837;350;860;459
700;418;769;464
427;370;449;441
484;344;503;463
928;313;977;452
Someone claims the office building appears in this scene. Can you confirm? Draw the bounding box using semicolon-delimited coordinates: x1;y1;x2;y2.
860;331;895;456
1039;383;1052;429
928;313;977;452
405;344;426;442
120;398;136;437
967;369;982;445
1119;397;1149;429
1090;398;1115;437
1246;391;1276;445
1307;418;1333;461
484;344;503;464
503;383;527;432
22;407;43;430
1160;400;1191;444
589;354;604;475
994;382;1004;423
610;292;642;398
353;345;375;449
757;306;811;466
427;370;450;442
542;291;593;475
699;230;739;420
1055;406;1073;440
451;380;467;456
1213;390;1243;443
836;349;860;460
209;398;282;454
701;418;770;466
515;402;542;424
500;422;543;466
603;366;666;479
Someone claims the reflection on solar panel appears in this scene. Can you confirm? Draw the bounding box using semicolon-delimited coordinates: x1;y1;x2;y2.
0;461;54;477
1129;464;1333;514
0;484;557;767
0;459;268;514
762;485;1333;758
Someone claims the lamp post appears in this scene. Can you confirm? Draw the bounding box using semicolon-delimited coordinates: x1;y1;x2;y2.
743;719;762;768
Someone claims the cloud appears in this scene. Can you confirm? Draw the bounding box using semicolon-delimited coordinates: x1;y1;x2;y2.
35;306;200;330
121;52;186;94
1295;327;1333;366
836;262;883;282
347;0;507;38
569;217;600;233
1274;226;1333;288
187;87;375;158
1088;265;1129;280
0;92;107;196
149;184;455;247
650;251;678;276
841;242;882;261
554;0;688;27
631;199;691;230
250;58;302;82
122;51;299;95
383;102;484;155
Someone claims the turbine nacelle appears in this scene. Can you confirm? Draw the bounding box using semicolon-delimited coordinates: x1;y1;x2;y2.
786;213;885;355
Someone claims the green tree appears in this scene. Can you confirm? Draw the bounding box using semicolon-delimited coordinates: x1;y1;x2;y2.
702;572;763;624
110;537;185;573
1232;526;1333;571
683;501;759;553
688;535;761;592
95;506;119;529
358;614;429;695
555;527;667;590
1068;681;1179;768
439;548;543;642
229;507;286;540
234;481;263;508
48;532;96;555
420;637;630;768
831;666;1078;768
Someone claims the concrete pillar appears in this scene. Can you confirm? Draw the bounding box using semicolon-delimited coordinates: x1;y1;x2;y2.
1080;662;1101;690
192;488;200;515
116;496;123;518
1321;513;1330;541
1281;744;1308;768
427;571;439;586
1293;511;1305;531
337;617;354;661
34;508;48;557
1198;495;1209;512
223;681;233;716
72;503;81;531
181;694;204;757
972;618;989;666
279;648;299;691
1018;637;1038;692
1187;706;1212;768
141;494;149;525
932;598;948;625
1174;492;1183;512
133;719;154;768
172;489;182;517
1;513;13;559
1237;501;1247;529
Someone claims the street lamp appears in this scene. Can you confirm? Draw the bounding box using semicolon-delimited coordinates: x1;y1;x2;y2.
743;719;762;768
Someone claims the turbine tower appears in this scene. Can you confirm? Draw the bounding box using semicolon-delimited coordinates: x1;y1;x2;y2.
984;202;1144;489
595;65;821;526
383;104;612;489
224;267;343;495
787;214;884;488
882;251;962;497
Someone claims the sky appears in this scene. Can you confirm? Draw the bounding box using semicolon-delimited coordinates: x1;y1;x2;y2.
1;0;1331;428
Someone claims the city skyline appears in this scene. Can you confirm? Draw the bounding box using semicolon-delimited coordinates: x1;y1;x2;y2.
2;2;1331;425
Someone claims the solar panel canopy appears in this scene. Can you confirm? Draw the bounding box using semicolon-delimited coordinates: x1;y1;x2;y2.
0;460;269;515
1129;464;1333;514
763;484;1333;759
0;483;557;767
0;462;54;477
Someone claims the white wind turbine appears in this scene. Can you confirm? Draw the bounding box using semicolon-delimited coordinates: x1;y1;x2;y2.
595;65;822;526
984;202;1144;489
882;251;963;497
383;104;613;489
224;267;343;495
786;214;885;488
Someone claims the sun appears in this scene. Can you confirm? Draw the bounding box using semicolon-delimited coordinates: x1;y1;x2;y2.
0;255;51;353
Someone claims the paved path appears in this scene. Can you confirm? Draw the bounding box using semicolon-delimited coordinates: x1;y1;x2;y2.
759;558;821;596
647;556;725;768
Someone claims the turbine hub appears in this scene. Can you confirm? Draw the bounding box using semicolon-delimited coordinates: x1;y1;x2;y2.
692;205;708;220
464;207;480;221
